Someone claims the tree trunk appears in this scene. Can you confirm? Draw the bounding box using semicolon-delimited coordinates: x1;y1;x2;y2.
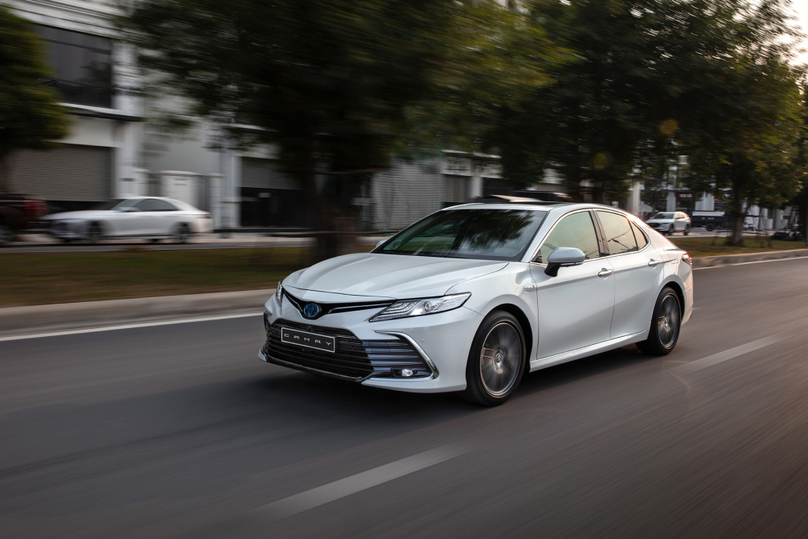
298;169;359;264
726;187;746;246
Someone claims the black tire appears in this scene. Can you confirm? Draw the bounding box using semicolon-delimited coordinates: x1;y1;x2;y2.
0;222;12;246
637;288;682;356
86;222;102;244
705;223;715;232
173;223;191;244
461;311;527;406
684;226;690;236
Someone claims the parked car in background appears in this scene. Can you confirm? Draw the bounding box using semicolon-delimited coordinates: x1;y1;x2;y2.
0;193;47;246
690;211;725;232
43;196;213;244
645;211;691;235
260;201;694;406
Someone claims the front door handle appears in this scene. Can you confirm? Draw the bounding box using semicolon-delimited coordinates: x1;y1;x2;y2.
598;268;613;277
648;259;660;267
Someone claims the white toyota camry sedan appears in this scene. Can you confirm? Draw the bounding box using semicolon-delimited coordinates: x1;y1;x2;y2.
44;197;213;243
260;202;693;406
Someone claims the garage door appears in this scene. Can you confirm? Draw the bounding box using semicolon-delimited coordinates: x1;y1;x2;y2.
6;145;111;201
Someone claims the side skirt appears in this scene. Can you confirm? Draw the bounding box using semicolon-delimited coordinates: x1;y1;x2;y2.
529;332;646;373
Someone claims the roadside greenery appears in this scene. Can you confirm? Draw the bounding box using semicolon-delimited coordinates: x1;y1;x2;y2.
480;0;805;248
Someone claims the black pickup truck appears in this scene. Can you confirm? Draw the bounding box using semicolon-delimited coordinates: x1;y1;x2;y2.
0;193;47;246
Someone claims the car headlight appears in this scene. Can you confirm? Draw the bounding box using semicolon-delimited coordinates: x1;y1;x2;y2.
275;280;283;302
370;293;471;322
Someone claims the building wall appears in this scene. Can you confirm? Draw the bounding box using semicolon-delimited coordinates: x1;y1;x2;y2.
7;0;143;209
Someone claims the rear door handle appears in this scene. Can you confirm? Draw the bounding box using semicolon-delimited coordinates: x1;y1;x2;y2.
648;259;660;267
598;268;613;277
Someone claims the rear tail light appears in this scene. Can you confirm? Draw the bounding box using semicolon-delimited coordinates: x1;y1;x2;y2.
682;253;692;267
23;200;46;220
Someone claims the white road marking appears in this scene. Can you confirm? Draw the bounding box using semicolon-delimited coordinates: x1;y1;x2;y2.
671;335;782;375
251;446;466;521
694;255;808;270
0;312;262;343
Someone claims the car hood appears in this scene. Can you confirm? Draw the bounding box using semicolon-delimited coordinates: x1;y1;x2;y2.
43;210;115;221
284;252;509;299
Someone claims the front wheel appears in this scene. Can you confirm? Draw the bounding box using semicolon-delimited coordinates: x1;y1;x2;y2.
86;223;102;244
637;288;682;356
0;223;12;246
461;311;526;406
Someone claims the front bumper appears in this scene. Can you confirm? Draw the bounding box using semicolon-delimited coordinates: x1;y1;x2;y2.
47;220;87;239
258;292;482;393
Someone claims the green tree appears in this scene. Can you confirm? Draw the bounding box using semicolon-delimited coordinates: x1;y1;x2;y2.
0;5;69;192
681;0;804;245
783;88;808;244
480;0;804;224
122;0;557;259
483;0;701;201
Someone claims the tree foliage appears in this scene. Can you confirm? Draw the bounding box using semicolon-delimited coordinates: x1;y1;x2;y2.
0;5;69;192
680;0;804;244
122;0;559;258
480;0;804;227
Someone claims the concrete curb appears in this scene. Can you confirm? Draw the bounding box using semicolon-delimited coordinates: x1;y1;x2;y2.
0;289;274;337
692;248;808;268
2;248;807;337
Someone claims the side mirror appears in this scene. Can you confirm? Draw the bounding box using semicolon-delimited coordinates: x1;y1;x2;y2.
545;247;585;277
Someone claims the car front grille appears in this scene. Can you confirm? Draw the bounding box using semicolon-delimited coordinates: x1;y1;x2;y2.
263;319;432;381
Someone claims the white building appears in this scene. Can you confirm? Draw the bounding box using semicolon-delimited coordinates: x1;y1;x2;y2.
5;0;144;212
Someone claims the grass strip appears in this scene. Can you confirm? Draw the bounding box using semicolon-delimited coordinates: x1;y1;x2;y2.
668;236;807;257
1;238;805;307
0;247;311;307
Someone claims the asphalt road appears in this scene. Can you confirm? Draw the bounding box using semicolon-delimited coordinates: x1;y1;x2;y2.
2;258;808;538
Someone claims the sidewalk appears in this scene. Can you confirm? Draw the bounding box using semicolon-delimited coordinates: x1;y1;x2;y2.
1;248;807;338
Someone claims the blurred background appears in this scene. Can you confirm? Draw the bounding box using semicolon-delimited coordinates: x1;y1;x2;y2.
1;0;807;256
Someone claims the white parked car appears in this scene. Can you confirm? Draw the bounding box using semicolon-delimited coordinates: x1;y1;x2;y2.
44;197;213;243
645;211;691;235
260;202;694;406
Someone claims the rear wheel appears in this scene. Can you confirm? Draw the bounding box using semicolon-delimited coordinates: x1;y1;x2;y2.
173;223;191;244
637;288;681;356
705;223;715;232
683;226;690;236
461;311;526;406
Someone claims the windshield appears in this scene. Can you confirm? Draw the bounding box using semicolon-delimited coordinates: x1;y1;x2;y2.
91;199;137;211
375;208;547;261
651;212;674;220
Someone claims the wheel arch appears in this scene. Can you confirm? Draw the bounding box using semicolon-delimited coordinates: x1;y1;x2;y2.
661;279;685;314
483;302;534;363
88;220;107;235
